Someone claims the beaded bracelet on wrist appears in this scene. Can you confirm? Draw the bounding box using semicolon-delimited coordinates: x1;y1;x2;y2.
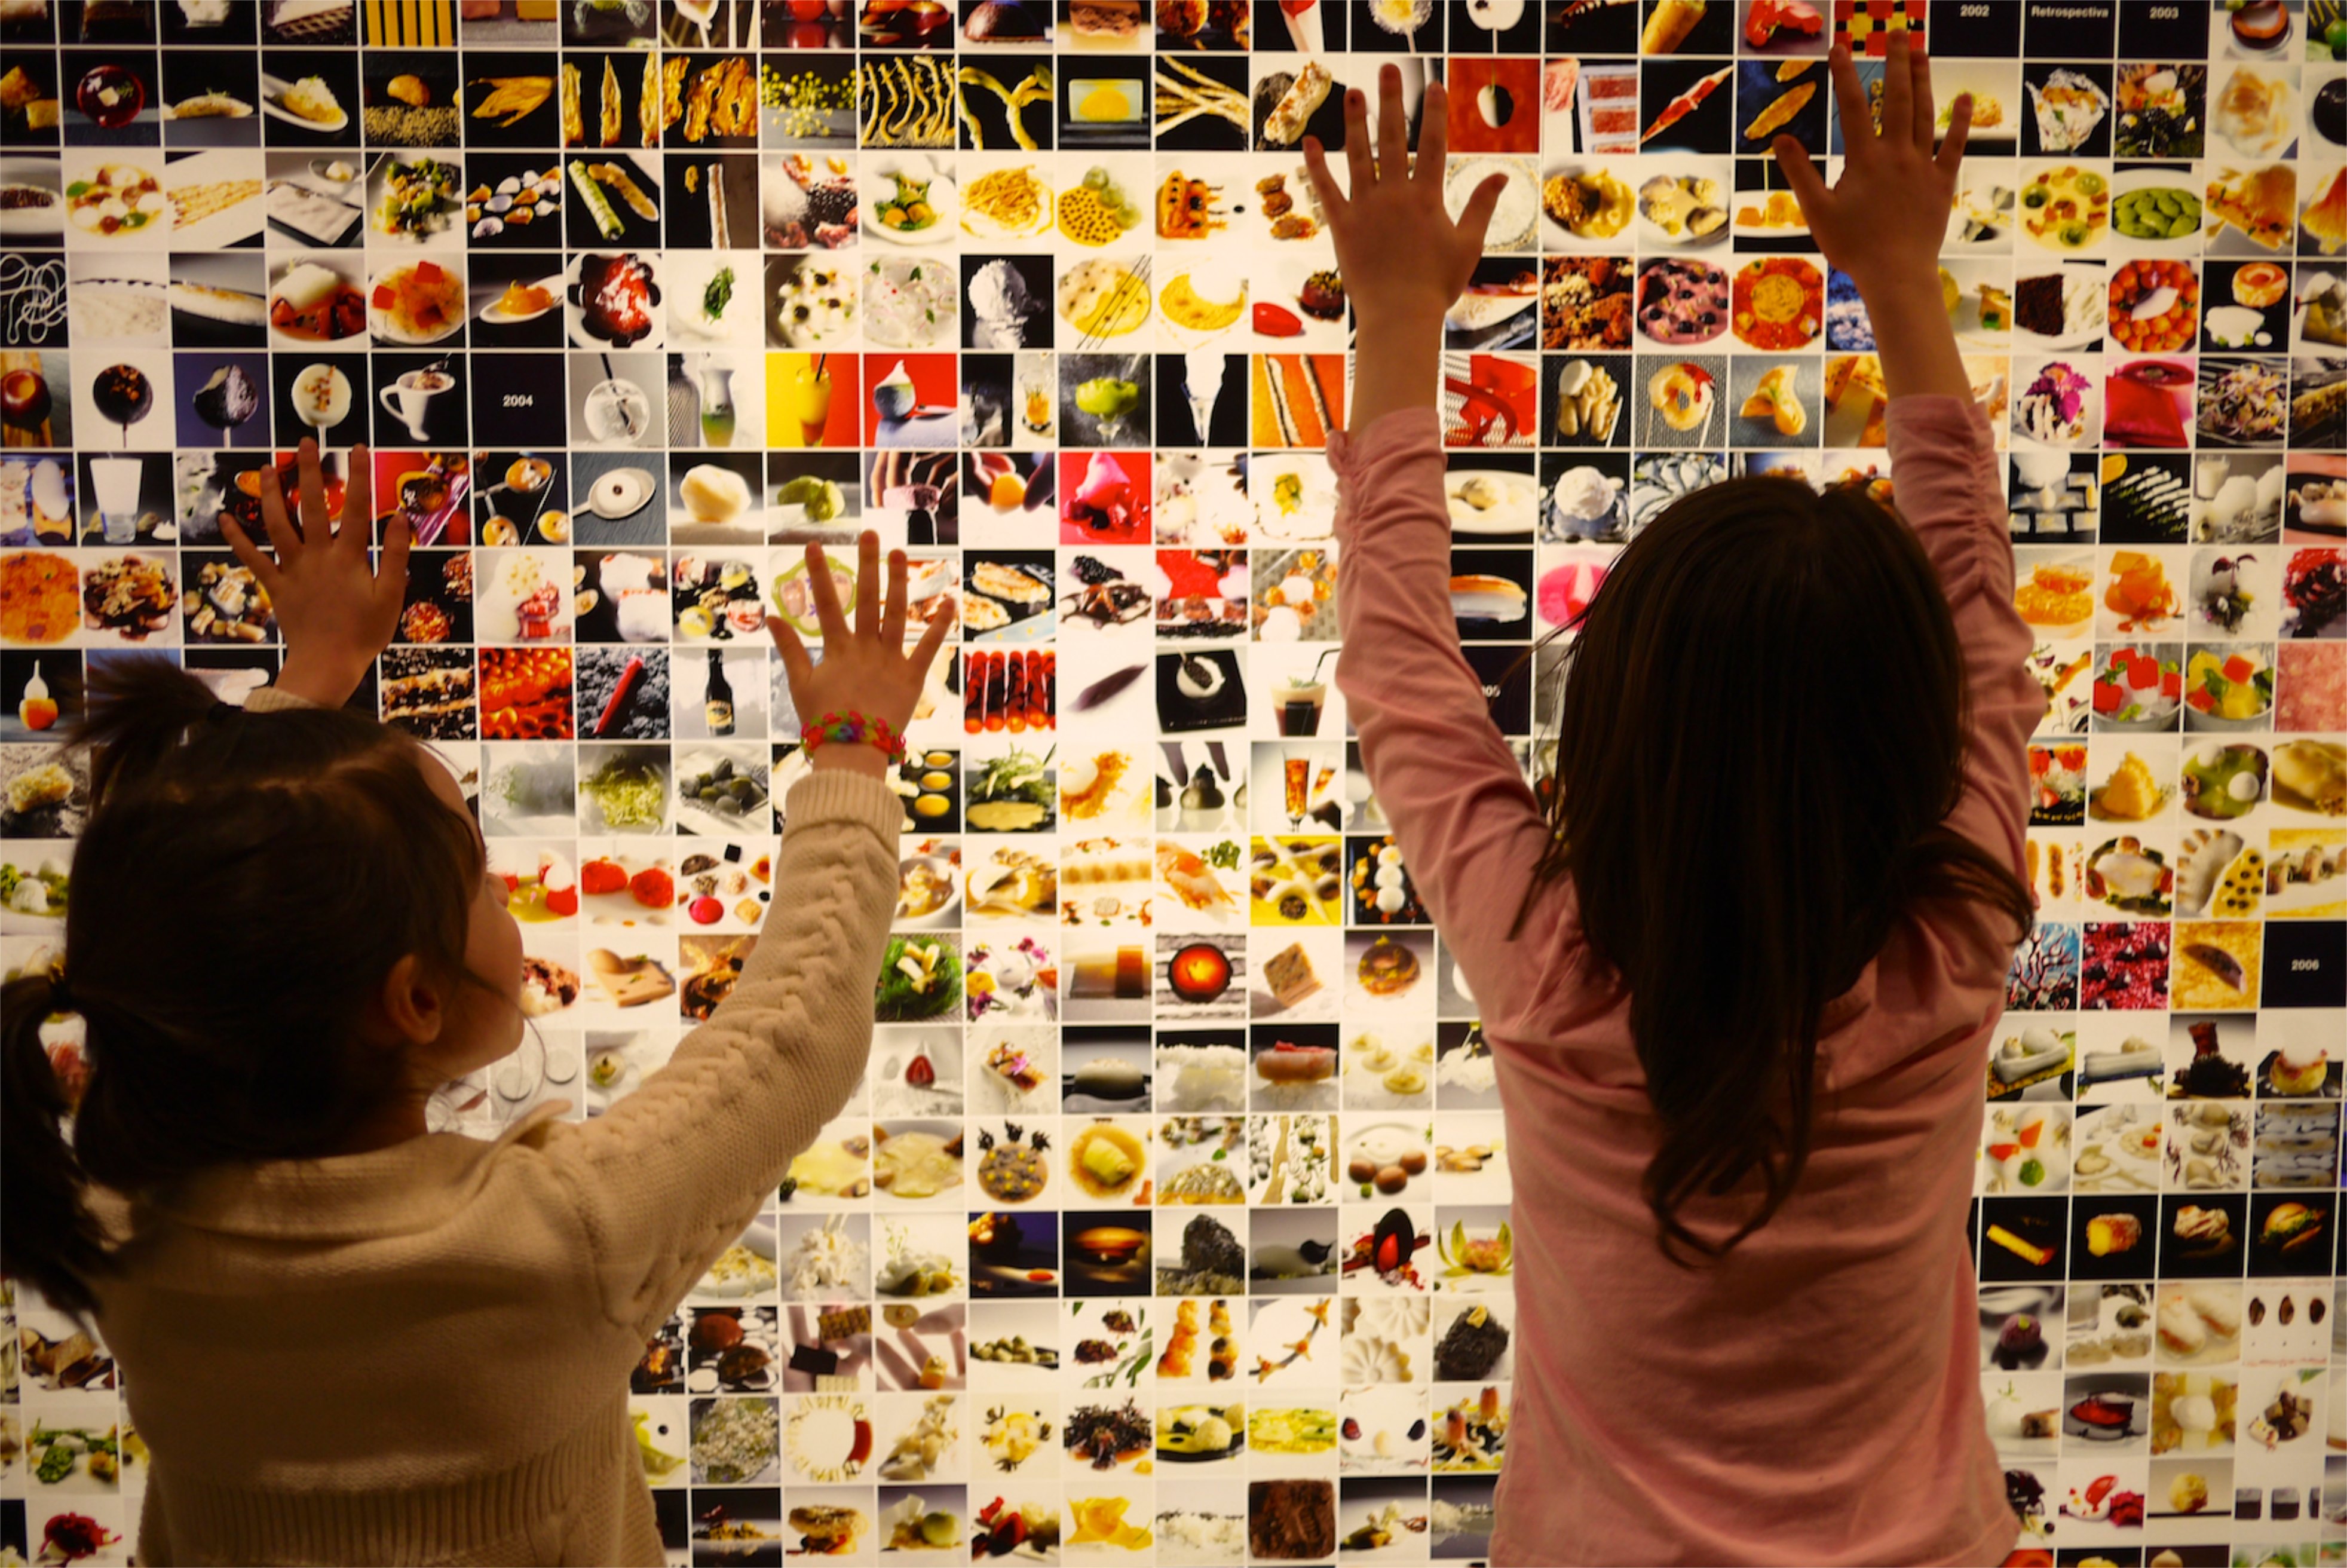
801;710;907;764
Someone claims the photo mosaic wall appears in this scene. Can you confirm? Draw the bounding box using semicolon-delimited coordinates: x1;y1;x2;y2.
0;0;2343;1561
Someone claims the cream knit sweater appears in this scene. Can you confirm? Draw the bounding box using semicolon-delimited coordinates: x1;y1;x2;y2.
90;712;902;1566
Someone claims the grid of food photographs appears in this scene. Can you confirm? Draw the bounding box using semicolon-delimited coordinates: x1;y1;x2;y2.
0;0;2342;1561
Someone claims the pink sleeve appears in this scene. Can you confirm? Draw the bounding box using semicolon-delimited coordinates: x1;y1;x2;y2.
1883;396;2048;881
1330;407;1565;1034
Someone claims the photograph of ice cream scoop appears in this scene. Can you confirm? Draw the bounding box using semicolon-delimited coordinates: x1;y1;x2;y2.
1060;449;1149;543
1538;451;1629;544
959;255;1050;351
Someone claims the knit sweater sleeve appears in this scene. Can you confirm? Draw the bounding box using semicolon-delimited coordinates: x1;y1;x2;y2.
536;769;902;1334
243;685;320;712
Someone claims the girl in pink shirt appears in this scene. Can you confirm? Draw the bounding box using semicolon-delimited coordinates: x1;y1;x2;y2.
1303;40;2040;1566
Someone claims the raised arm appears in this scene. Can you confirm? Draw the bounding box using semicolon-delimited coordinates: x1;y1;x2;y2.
1330;409;1558;1028
226;463;948;1332
549;534;954;1333
551;765;900;1334
1304;75;1560;1031
1776;38;2043;873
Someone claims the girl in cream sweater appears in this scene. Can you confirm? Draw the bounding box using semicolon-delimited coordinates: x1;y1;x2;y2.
1;444;949;1564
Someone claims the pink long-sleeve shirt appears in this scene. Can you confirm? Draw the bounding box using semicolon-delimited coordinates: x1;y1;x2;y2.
1331;397;2046;1567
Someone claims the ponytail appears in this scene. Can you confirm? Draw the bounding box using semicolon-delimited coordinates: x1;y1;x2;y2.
1;655;493;1318
2;965;109;1318
76;653;237;809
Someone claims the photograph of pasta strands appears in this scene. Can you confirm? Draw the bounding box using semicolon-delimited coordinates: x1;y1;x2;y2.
858;57;960;148
1250;354;1344;449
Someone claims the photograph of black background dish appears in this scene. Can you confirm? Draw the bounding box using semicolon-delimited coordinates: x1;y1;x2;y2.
1732;59;1827;157
1152;51;1249;151
1249;59;1354;154
1157;648;1246;732
2159;1192;2250;1280
360;56;459;149
2248;1192;2332;1278
2098;454;2193;544
962;550;1055;641
161;50;261;149
2195;264;2291;355
2049;1195;2152;1283
968;1206;1059;1296
685;1487;783;1568
958;253;1053;351
659;152;757;252
256;50;358;146
960;0;1050;54
473;449;568;548
1061;1024;1152;1112
1976;1194;2069;1284
2257;1049;2343;1100
0;650;81;745
2291;363;2347;452
1635;58;1735;157
1058;60;1149;149
0;740;86;837
1154;350;1249;447
567;451;661;546
1447;258;1540;354
1157;935;1245;1018
1061;1206;1150;1294
173;351;268;448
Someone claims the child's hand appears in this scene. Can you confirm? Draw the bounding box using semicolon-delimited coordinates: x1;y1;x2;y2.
768;532;954;777
1301;66;1506;333
222;440;406;709
1770;36;1970;302
1773;36;1975;402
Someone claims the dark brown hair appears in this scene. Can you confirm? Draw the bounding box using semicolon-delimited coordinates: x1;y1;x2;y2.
1521;475;2031;1264
2;657;488;1316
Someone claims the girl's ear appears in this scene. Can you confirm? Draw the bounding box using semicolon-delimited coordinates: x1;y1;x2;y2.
373;953;445;1049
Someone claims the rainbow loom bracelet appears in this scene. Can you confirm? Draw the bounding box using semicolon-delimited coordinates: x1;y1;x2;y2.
801;710;908;763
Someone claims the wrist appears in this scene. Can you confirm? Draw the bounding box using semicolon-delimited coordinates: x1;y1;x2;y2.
275;650;372;709
1848;271;1951;321
808;744;891;777
1350;298;1448;339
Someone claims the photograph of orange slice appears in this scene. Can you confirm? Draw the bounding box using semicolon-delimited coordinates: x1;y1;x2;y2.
1730;256;1822;351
